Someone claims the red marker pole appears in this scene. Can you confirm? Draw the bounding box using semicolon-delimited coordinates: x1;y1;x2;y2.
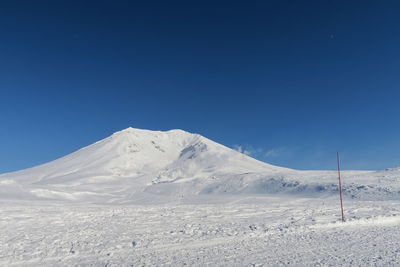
337;152;345;222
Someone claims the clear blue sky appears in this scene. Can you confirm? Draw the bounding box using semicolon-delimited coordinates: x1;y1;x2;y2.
1;1;400;173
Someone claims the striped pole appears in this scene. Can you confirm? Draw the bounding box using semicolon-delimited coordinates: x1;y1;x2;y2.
337;152;345;222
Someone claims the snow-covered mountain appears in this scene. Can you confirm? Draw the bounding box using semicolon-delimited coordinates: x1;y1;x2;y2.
1;127;400;203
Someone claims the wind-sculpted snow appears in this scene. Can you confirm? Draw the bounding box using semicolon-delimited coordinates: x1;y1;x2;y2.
1;127;400;203
2;198;400;266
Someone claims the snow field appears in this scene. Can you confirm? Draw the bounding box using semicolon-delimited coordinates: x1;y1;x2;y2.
1;197;400;266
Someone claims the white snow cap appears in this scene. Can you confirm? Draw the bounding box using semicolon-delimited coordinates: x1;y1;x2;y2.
1;127;399;203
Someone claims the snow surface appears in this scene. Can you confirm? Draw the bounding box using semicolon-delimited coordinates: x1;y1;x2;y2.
2;198;400;266
1;127;400;266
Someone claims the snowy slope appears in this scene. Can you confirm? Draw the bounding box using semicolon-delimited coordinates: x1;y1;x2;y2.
0;128;285;203
1;127;400;203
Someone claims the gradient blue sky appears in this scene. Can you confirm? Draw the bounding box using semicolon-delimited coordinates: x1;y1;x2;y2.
1;0;400;173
